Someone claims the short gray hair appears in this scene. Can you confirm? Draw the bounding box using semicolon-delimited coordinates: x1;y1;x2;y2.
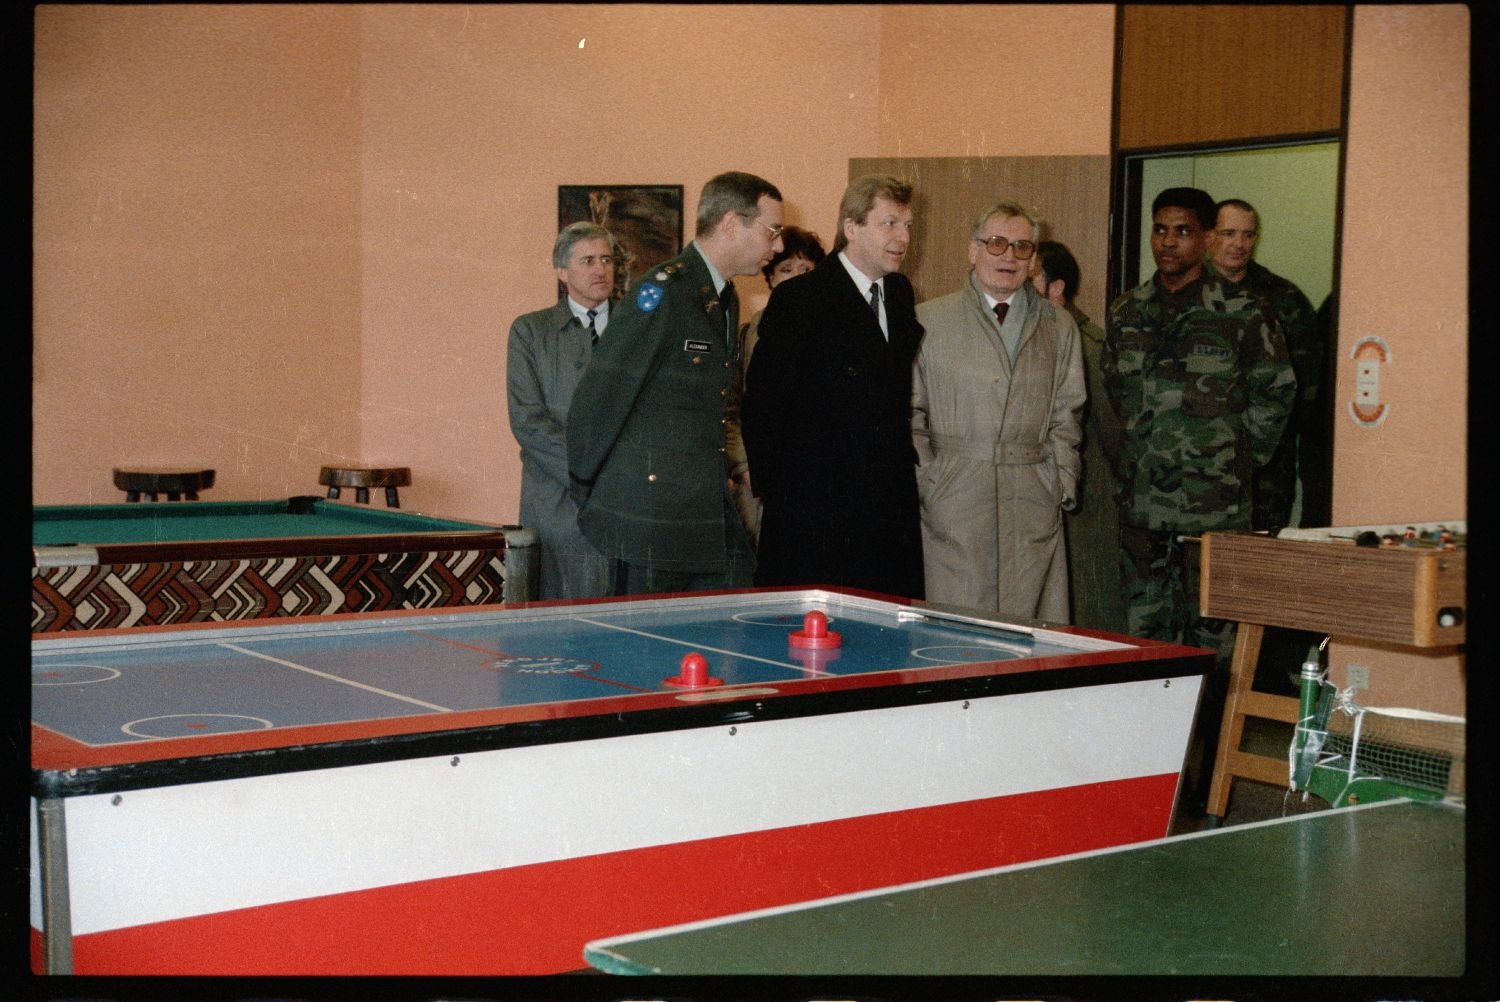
552;221;613;269
970;200;1039;243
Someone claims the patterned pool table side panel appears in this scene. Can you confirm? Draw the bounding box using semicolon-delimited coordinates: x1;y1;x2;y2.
31;550;510;632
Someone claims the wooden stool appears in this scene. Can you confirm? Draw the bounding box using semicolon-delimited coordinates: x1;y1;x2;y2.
113;468;215;502
319;466;411;508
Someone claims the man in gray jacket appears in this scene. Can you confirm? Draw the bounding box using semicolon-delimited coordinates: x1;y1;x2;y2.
506;222;618;599
912;201;1086;621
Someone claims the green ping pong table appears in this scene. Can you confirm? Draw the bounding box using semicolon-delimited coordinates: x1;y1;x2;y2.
584;799;1464;976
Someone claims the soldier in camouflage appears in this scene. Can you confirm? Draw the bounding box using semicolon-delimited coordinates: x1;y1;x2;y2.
1102;186;1295;659
1209;198;1323;532
1102;186;1295;809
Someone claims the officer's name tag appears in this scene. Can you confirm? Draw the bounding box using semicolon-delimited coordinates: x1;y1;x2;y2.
683;340;713;353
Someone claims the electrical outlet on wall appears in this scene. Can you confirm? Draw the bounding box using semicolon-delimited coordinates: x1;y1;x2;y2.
1347;664;1370;690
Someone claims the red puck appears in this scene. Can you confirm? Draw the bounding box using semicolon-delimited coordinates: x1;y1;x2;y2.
789;610;842;649
664;651;723;688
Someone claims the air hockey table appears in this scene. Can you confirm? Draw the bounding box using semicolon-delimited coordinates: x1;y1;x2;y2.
30;586;1212;975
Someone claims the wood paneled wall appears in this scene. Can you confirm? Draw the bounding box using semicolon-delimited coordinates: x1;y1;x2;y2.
1117;5;1349;149
848;157;1111;327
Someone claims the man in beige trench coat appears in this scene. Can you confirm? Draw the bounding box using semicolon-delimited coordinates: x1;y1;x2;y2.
912;201;1086;621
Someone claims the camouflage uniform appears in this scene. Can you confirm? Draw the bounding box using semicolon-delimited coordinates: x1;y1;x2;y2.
1101;271;1295;662
1063;304;1127;633
1211;260;1321;531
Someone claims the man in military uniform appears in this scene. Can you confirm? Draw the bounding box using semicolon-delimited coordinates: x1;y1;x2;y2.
1101;186;1295;806
566;172;784;595
1209;198;1323;531
1032;240;1126;633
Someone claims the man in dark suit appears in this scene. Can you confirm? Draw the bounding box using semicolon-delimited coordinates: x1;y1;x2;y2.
742;175;926;599
566;172;784;595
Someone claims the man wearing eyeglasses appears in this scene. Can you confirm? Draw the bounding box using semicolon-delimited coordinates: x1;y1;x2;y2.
567;171;785;595
910;201;1086;622
1102;185;1294;812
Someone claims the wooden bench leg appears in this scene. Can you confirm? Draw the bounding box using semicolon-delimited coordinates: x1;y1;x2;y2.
385;486;401;508
327;486;341;500
1207;622;1264;819
355;487;370;504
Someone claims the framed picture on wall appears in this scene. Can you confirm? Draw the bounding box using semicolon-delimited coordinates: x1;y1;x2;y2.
558;184;684;297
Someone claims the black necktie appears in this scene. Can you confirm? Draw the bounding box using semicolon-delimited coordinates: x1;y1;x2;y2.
720;282;738;339
586;309;599;346
992;301;1009;327
869;282;881;315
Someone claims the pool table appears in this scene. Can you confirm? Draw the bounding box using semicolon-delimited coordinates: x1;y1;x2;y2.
32;497;536;632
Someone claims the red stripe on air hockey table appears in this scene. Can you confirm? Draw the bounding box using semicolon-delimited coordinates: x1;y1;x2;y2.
59;772;1179;976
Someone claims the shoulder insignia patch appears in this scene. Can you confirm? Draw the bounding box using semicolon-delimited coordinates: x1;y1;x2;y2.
637;282;664;313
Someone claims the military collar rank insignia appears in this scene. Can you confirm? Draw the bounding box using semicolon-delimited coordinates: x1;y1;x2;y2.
637;282;664;313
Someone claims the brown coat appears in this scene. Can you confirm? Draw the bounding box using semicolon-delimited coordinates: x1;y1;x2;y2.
912;277;1085;621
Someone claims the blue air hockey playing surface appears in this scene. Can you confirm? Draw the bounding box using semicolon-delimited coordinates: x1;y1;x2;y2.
36;591;1101;745
31;586;1212;975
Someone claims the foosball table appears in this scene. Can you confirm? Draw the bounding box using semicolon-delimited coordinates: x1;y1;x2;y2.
1198;521;1466;818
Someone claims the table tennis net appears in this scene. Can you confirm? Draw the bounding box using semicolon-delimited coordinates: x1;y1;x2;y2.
1291;673;1465;807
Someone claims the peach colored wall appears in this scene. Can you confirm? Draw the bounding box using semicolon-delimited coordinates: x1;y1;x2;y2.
1335;5;1467;525
31;3;1116;524
1326;5;1468;714
353;3;1115;522
352;3;886;521
33;6;365;503
880;5;1115;157
32;5;1469;601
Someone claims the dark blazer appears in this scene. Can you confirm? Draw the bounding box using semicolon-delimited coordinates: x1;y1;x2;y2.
566;244;743;573
742;253;926;599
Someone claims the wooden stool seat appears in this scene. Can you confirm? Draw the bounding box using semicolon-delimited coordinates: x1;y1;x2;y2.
319;466;412;508
113;468;215;502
